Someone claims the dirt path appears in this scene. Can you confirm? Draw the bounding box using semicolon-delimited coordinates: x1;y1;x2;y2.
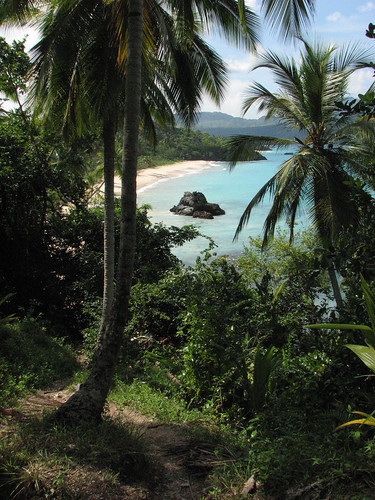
111;405;217;499
3;384;220;499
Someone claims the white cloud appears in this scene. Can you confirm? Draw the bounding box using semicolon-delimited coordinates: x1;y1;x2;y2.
245;0;260;11
348;68;374;96
318;11;364;36
358;2;375;13
326;11;345;23
225;54;258;73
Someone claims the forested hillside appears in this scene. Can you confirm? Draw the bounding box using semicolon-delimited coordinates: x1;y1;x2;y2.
138;125;265;168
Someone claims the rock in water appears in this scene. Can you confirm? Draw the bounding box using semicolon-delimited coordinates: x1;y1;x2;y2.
193;211;214;219
170;191;225;219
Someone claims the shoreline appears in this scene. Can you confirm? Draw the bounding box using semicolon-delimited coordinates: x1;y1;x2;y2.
112;160;212;196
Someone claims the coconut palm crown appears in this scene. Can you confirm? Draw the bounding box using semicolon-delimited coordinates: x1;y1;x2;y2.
228;39;375;249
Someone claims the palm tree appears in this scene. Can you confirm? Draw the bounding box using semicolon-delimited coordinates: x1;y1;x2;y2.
1;0;317;423
228;39;375;308
30;0;231;336
52;0;259;424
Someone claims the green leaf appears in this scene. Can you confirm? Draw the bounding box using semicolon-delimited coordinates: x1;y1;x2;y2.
336;418;375;430
352;410;375;418
271;280;287;307
237;0;247;35
335;411;375;430
0;293;15;308
307;323;372;331
307;321;375;348
252;346;275;408
346;344;375;373
361;274;375;346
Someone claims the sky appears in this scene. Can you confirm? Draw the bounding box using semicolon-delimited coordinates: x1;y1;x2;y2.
1;0;375;118
202;0;375;117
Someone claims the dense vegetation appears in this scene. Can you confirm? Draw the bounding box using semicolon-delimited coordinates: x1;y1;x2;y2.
2;9;375;499
2;115;375;494
138;125;265;168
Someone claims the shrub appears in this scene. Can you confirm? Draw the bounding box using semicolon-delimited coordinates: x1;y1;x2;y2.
0;318;78;405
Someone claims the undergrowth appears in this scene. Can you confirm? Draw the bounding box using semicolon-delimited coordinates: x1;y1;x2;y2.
0;318;79;406
111;352;375;499
0;412;147;499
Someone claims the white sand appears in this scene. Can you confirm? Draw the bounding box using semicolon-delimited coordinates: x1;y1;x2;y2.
111;160;211;196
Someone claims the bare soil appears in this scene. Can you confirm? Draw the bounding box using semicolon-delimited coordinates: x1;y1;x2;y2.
1;384;222;499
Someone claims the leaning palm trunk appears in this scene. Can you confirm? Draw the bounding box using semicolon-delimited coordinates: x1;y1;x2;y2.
55;0;144;423
326;257;343;310
99;117;116;335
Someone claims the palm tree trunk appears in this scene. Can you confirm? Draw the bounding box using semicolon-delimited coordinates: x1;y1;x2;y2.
327;257;343;310
98;117;116;336
55;0;144;424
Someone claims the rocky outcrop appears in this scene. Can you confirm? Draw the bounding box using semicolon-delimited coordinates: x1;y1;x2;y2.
170;191;225;219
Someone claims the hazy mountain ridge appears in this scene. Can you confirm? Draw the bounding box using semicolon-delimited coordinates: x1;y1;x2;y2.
191;112;299;139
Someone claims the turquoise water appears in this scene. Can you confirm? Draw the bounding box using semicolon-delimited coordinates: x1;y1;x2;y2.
137;150;309;265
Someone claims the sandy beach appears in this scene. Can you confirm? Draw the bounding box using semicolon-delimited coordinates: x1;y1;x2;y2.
111;160;211;196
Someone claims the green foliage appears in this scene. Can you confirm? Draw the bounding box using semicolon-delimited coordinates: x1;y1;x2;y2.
0;37;30;105
237;230;330;348
308;275;375;358
309;276;375;430
0;120;196;338
126;255;278;418
337;90;375;120
241;393;375;496
1;220;374;497
346;343;375;372
134;205;199;283
0;319;78;405
251;346;278;408
112;379;204;424
125;231;336;420
0;112;89;334
361;275;375;339
137;125;263;167
176;258;258;414
126;271;188;348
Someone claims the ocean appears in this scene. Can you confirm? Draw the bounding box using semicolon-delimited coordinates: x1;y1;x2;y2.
137;149;309;265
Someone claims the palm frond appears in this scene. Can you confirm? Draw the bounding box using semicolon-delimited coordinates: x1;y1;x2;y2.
234;170;281;242
333;41;375;72
252;50;302;98
190;35;228;105
232;37;374;252
261;152;311;245
261;0;315;41
311;159;358;242
242;83;308;132
192;0;260;50
233;151;309;243
0;0;39;23
227;135;292;168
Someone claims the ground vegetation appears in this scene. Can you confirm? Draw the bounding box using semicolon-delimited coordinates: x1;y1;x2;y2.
3;4;375;498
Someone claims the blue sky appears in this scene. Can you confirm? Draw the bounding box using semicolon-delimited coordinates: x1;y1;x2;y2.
202;0;375;117
2;0;375;118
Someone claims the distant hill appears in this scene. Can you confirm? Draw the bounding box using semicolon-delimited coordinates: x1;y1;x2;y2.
190;112;301;139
